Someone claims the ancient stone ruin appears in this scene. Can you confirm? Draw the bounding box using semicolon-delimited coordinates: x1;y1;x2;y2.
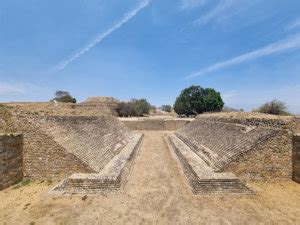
0;134;23;190
76;97;120;116
0;106;143;193
167;113;297;194
293;134;300;183
0;103;299;195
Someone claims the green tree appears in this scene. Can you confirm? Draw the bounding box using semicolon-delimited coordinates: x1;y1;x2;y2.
174;85;224;116
161;105;172;112
52;90;76;103
116;102;137;117
116;98;152;117
256;99;290;115
131;99;151;116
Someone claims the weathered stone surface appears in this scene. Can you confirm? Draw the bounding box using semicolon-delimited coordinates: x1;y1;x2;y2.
168;135;253;195
293;134;300;183
50;133;143;194
120;118;192;131
0;106;133;179
77;97;119;116
0;134;23;190
176;116;294;180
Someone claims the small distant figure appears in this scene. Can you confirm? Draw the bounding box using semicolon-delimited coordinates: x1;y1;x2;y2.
53;100;58;106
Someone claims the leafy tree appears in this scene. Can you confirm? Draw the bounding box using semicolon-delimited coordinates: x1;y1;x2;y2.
256;100;290;115
55;91;70;99
116;98;151;117
131;99;151;116
161;105;172;112
116;102;137;117
52;90;76;103
174;85;224;116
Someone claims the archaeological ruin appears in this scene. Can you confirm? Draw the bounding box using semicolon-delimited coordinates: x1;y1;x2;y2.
0;133;23;190
0;102;299;195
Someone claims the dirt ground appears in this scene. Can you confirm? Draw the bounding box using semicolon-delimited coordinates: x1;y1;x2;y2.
1;131;300;225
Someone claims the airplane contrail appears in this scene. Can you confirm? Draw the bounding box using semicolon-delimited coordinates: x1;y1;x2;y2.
56;0;150;71
187;33;300;79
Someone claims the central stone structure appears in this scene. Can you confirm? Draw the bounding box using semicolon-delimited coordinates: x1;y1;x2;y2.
77;97;120;116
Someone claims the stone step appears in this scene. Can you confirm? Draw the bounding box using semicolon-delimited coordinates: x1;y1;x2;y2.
168;134;254;195
49;133;143;194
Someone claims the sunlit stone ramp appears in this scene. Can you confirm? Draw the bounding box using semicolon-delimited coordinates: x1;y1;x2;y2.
50;133;143;194
176;119;277;172
168;134;253;195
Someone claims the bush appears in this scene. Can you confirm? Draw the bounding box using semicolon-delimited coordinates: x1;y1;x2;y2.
116;102;137;117
131;99;151;116
256;100;290;115
52;90;76;103
174;85;224;116
161;105;172;112
116;99;151;117
56;95;77;103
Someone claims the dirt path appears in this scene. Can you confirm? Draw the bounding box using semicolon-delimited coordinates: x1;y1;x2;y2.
122;131;192;223
0;131;300;225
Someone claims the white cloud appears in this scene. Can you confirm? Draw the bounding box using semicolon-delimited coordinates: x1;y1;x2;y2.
180;0;207;10
187;33;300;78
0;82;27;94
287;18;300;30
195;0;236;24
55;0;150;71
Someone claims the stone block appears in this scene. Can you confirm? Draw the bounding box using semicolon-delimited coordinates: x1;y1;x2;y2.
0;134;23;190
293;134;300;184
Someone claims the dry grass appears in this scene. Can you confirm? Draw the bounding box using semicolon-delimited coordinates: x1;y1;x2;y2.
1;102;112;117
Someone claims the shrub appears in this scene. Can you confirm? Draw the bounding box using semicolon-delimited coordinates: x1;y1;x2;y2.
131;99;151;116
174;85;224;116
13;178;31;189
256;100;290;115
116;99;151;117
116;102;137;117
52;90;76;103
161;105;172;112
150;105;157;113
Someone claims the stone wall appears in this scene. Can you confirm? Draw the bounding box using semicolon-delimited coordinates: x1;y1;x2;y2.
293;134;300;183
120;118;192;131
0;107;132;179
176;120;278;171
198;112;298;131
176;113;297;180
225;130;293;180
76;97;119;116
2;101;117;117
0;134;23;190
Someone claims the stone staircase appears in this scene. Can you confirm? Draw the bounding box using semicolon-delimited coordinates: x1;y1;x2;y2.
168;134;253;195
176;120;277;171
29;115;133;173
50;133;143;194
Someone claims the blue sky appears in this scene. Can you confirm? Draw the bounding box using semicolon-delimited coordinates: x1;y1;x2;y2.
1;0;300;113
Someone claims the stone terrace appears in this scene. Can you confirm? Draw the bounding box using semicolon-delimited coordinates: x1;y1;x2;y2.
31;115;133;172
51;133;143;194
168;134;253;194
176;119;278;171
